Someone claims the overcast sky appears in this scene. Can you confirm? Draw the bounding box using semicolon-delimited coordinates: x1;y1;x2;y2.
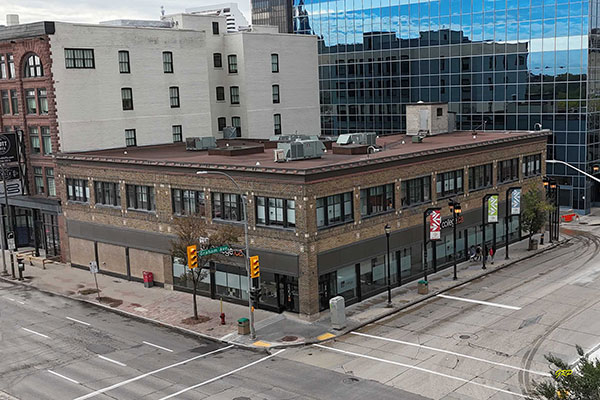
2;0;251;25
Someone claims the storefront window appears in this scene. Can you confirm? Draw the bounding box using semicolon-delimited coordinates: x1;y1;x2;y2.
172;257;210;293
336;265;357;301
215;264;248;301
360;256;386;297
259;272;278;309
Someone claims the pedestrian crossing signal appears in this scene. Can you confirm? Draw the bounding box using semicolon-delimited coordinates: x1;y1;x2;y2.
250;255;260;278
187;245;198;269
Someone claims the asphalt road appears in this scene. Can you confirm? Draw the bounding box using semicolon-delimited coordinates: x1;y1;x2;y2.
0;279;427;400
283;228;600;399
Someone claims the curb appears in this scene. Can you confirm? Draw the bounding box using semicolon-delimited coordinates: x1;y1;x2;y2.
0;276;269;354
282;238;570;349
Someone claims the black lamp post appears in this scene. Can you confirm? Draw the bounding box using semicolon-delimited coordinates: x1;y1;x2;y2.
384;224;392;307
543;177;552;243
448;199;461;280
550;181;559;241
422;207;441;283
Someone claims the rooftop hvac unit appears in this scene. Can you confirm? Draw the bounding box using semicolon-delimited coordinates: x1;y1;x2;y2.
336;132;377;146
222;126;238;139
269;134;319;142
273;148;286;162
186;136;217;151
277;140;325;161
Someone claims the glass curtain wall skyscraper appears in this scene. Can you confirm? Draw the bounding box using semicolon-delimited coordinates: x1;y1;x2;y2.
286;0;600;211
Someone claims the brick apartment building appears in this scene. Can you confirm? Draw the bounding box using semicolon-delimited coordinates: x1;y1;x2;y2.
56;128;549;318
0;14;318;256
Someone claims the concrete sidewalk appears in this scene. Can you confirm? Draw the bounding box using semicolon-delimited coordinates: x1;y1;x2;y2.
0;231;566;350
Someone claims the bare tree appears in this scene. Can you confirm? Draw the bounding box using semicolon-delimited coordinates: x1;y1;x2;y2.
170;216;237;320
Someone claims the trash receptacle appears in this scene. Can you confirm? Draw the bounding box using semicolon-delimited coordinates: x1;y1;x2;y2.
143;271;154;288
417;280;429;295
238;318;250;335
528;238;539;250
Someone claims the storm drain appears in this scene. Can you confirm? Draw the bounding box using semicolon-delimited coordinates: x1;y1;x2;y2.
459;334;471;340
281;335;298;342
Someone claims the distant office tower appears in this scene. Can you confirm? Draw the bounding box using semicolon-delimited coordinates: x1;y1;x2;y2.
186;3;249;31
275;0;599;212
251;0;293;33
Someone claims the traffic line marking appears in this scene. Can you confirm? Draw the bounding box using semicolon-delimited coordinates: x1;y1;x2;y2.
72;345;234;400
98;355;127;367
351;332;550;377
143;341;173;352
66;317;91;326
437;294;522;310
22;327;49;339
157;349;285;400
7;298;15;302
17;300;25;305
48;370;80;385
317;332;336;341
314;344;527;398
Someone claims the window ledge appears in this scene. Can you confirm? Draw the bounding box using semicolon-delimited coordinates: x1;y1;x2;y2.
317;220;354;231
66;200;90;206
256;224;295;232
212;218;245;226
436;192;464;200
360;209;395;220
127;208;156;215
95;204;122;210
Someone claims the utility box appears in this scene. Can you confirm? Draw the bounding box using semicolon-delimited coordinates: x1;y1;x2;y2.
329;296;346;330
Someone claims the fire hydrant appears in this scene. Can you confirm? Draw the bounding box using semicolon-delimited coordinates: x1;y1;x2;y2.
220;312;226;325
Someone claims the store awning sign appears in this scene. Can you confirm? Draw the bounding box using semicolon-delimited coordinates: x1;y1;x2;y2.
488;195;499;223
430;209;441;240
511;189;521;215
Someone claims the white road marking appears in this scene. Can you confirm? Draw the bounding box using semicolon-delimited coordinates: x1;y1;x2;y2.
48;370;80;385
7;298;15;301
7;297;24;305
72;345;234;400
158;349;285;400
351;332;550;377
17;300;25;305
98;355;127;367
22;327;49;339
66;317;91;326
437;294;522;310
314;344;527;398
143;341;173;352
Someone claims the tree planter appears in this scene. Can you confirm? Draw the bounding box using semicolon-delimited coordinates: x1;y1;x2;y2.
417;280;429;295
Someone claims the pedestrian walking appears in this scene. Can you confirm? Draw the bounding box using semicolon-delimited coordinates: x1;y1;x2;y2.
489;246;495;264
469;245;476;261
475;245;482;261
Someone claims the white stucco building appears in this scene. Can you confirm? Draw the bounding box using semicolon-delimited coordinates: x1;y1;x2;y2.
46;13;319;152
185;3;249;32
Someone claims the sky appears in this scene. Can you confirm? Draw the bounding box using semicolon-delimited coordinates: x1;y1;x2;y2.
1;0;251;25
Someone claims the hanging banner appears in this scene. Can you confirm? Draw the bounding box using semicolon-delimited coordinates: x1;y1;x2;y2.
511;189;521;215
430;209;441;240
488;195;499;223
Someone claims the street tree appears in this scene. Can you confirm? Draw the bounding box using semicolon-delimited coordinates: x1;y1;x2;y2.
521;186;553;248
170;216;237;320
528;345;600;400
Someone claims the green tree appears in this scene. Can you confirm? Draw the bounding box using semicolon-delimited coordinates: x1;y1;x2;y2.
528;345;600;400
521;186;553;247
170;216;237;320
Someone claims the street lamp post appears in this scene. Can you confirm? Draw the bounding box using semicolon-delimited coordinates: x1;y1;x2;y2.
550;181;559;241
384;224;392;307
505;187;521;260
448;199;461;280
197;170;256;339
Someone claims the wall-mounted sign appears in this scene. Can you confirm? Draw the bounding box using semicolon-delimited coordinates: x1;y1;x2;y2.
430;209;441;240
0;179;22;197
0;134;18;164
511;189;521;215
441;215;464;229
488;195;499;223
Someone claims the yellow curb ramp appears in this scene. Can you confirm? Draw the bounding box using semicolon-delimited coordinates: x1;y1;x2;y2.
317;332;336;341
252;340;271;347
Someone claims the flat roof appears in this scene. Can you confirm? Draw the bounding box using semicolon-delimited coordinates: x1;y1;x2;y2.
57;130;550;176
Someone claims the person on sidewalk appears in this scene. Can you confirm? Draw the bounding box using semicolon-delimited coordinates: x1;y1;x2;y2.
469;245;476;261
475;245;482;261
489;246;495;264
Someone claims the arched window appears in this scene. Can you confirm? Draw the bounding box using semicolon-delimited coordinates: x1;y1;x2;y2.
24;54;43;78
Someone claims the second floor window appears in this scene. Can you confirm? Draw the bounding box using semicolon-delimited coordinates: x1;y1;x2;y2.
401;176;431;207
172;189;205;216
256;197;295;228
169;86;180;108
216;86;225;101
212;192;244;221
65;49;95;69
126;185;155;211
271;53;279;72
316;192;353;228
272;84;280;103
95;181;121;206
232;117;241;137
273;114;282;135
523;154;541;177
360;183;394;217
172;125;182;142
162;51;173;73
25;89;36;114
125;129;137;147
469;164;493;191
230;86;240;104
217;117;226;131
118;50;130;73
66;178;90;202
436;169;464;199
213;53;222;68
498;158;519;183
228;55;238;73
121;88;133;110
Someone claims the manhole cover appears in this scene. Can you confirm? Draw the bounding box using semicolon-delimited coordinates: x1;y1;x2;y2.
281;335;298;342
343;377;359;384
459;334;471;339
233;397;251;400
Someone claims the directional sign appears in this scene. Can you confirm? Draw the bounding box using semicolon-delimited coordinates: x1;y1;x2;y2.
429;209;441;240
89;261;99;274
198;245;230;257
511;189;521;215
487;195;499;223
0;179;22;197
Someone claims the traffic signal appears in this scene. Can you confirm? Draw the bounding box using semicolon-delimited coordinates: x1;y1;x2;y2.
249;288;262;303
187;245;198;269
249;255;260;278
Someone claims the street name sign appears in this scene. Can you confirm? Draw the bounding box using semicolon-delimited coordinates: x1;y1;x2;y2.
198;246;230;256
